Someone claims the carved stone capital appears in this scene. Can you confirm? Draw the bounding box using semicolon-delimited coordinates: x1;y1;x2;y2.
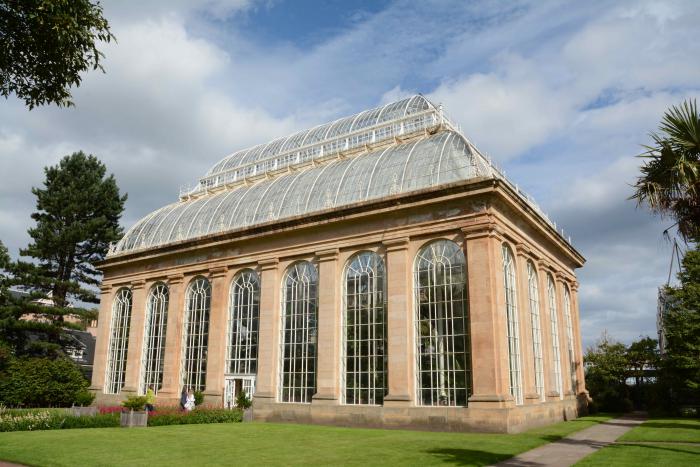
258;258;279;271
383;237;409;252
208;266;227;279
315;248;339;262
167;274;184;286
131;279;146;290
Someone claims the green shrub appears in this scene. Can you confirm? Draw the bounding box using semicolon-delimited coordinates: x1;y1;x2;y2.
236;391;252;409
148;408;242;427
0;357;89;407
193;390;204;406
122;396;148;411
74;390;95;407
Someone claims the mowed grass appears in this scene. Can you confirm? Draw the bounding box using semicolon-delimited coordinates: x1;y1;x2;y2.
0;414;613;467
576;417;700;466
618;417;700;443
576;443;700;466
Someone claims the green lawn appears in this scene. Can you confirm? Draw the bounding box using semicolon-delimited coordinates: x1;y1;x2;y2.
618;417;700;443
576;443;700;466
0;414;612;466
576;417;700;466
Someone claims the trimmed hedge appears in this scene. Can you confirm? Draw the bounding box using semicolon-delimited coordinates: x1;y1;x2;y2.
0;357;90;407
148;408;243;426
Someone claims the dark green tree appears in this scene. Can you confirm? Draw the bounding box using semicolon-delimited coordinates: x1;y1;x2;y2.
584;332;631;412
3;152;126;358
631;99;700;242
0;0;115;109
661;245;700;408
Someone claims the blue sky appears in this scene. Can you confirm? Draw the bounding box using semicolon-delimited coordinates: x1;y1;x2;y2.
0;0;698;348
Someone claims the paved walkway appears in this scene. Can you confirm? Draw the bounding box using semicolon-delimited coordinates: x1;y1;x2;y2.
493;413;648;467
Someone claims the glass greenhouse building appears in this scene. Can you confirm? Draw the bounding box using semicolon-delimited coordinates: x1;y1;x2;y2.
91;95;588;432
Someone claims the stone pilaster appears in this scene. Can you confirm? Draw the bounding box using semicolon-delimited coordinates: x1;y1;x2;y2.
90;284;114;394
383;238;414;407
463;222;513;408
570;281;587;396
204;266;229;405
313;249;341;405
158;274;185;401
122;280;147;395
253;259;280;402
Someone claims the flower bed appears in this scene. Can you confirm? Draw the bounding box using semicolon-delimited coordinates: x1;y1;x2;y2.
0;409;119;432
0;405;243;432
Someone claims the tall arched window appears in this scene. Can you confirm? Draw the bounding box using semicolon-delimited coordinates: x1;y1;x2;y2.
140;283;169;394
502;244;523;405
343;252;387;405
280;261;318;403
227;270;260;376
105;288;132;394
563;285;577;394
181;277;211;391
414;239;470;406
527;262;545;401
547;274;563;399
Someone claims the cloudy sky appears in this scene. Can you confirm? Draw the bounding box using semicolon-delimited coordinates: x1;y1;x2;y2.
1;0;698;348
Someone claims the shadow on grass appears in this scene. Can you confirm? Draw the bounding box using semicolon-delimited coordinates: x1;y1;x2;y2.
607;443;700;455
424;448;515;466
640;421;700;430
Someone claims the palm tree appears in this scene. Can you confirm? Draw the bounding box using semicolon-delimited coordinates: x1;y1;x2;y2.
632;99;700;242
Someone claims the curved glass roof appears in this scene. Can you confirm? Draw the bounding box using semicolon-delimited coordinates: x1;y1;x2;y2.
109;95;565;257
206;95;433;177
112;129;492;255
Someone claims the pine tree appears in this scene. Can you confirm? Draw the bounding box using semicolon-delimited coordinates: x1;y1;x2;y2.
5;151;126;356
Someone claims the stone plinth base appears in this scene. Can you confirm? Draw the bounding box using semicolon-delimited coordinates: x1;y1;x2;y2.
251;397;583;434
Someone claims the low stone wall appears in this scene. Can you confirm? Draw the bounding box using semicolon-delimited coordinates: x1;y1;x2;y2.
252;397;583;434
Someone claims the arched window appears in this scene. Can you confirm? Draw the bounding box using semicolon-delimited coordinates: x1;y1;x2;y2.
414;239;471;406
502;244;523;405
547;274;563;399
227;270;260;376
140;283;169;394
343;252;387;405
280;261;318;403
181;277;211;391
105;288;132;394
563;285;577;394
527;262;545;401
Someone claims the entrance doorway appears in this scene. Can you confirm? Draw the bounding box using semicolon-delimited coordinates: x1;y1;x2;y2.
224;375;256;409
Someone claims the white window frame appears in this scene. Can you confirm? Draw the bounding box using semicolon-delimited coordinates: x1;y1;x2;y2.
181;277;211;392
140;283;169;395
527;262;545;401
105;288;132;395
502;244;523;405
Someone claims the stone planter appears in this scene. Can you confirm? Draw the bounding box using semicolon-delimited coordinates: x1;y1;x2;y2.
120;410;148;428
70;406;98;417
243;408;253;422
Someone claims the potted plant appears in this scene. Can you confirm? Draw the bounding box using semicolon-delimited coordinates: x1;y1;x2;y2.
236;391;253;422
120;395;148;427
70;390;97;417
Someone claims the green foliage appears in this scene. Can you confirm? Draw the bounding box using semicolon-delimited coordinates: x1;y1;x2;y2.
0;0;115;109
121;396;147;412
0;409;118;432
632;99;700;242
193;390;204;406
0;357;89;407
236;391;252;409
147;408;243;427
73;390;95;407
0;152;125;361
585;333;660;412
660;245;700;409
